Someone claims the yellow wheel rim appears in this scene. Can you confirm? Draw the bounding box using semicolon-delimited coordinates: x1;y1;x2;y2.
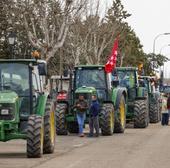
40;122;44;153
110;110;114;130
119;98;125;128
50;111;55;144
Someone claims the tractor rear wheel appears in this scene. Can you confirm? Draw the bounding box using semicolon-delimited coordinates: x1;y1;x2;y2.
114;96;126;133
55;103;68;135
149;99;159;123
43;100;56;154
134;100;149;128
27;115;44;158
100;103;114;136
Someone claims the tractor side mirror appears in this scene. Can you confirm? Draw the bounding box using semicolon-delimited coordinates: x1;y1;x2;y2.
111;80;119;87
38;63;47;76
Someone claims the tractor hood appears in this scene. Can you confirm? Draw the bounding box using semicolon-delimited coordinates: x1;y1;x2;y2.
0;91;18;103
75;86;97;94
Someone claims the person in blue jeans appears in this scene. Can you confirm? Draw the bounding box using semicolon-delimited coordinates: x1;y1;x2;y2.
74;95;88;137
161;94;169;126
88;95;100;137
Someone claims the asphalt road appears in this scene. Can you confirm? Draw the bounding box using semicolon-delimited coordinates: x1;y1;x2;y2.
0;123;170;168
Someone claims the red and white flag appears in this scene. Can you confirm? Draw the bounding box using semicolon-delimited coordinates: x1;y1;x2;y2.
105;37;119;73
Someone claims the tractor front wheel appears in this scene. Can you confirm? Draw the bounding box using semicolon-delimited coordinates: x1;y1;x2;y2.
100;103;114;136
27;115;44;158
134;100;149;128
43;100;56;154
55;103;68;135
149;99;159;123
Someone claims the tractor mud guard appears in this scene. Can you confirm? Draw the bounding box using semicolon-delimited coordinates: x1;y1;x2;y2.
103;100;114;105
0;121;5;141
135;97;147;100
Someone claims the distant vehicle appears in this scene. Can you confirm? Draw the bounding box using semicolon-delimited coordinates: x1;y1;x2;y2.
161;85;170;93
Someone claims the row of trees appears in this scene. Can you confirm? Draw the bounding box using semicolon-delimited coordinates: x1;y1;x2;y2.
0;0;168;75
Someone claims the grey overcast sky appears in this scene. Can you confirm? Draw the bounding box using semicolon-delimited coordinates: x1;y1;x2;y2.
104;0;170;77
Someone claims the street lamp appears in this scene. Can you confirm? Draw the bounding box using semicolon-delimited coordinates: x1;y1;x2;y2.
160;44;170;55
152;33;170;72
159;44;170;79
8;32;17;59
153;33;170;54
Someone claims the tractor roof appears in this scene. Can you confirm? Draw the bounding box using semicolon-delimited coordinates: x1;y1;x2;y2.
0;59;45;65
115;67;138;71
74;65;104;69
139;76;153;79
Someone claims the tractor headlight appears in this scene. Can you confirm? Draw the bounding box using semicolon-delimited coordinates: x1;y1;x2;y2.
1;109;9;115
0;104;15;120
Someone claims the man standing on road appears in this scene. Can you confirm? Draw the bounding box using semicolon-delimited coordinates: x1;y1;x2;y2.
161;93;169;126
75;95;88;137
88;95;100;137
167;93;170;119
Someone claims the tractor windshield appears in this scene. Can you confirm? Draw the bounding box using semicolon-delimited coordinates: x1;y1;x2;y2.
75;68;106;89
115;70;135;88
0;63;29;95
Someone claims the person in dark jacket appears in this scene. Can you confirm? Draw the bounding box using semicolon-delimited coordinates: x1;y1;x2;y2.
88;95;100;137
167;93;170;118
161;93;169;125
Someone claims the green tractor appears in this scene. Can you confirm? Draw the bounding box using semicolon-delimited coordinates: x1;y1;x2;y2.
0;59;56;158
139;76;161;123
114;67;149;128
55;65;127;135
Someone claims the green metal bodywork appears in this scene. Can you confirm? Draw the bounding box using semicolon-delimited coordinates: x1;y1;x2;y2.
75;86;97;94
115;67;147;121
140;76;160;109
0;59;48;142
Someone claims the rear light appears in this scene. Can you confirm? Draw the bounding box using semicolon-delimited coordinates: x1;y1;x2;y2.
57;92;68;101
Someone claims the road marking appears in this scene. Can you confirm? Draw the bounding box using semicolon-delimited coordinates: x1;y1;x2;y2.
73;143;84;148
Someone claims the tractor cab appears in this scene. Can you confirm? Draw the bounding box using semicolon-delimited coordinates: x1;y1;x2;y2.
0;59;47;133
74;66;111;104
114;67;139;101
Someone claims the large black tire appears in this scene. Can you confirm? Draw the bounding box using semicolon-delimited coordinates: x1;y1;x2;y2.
67;122;79;134
27;115;44;158
100;103;114;136
55;103;68;135
114;96;126;133
149;99;159;123
134;100;149;128
43;100;56;154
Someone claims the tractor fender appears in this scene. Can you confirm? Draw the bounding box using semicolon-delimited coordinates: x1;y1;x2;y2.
135;97;147;100
36;93;48;116
113;87;127;111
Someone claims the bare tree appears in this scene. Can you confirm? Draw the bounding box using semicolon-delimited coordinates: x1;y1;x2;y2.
20;0;87;62
66;0;120;65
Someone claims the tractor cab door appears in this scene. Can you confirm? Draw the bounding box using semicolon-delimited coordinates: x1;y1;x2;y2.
127;72;137;100
31;65;44;111
116;70;137;100
20;65;43;117
19;65;44;133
